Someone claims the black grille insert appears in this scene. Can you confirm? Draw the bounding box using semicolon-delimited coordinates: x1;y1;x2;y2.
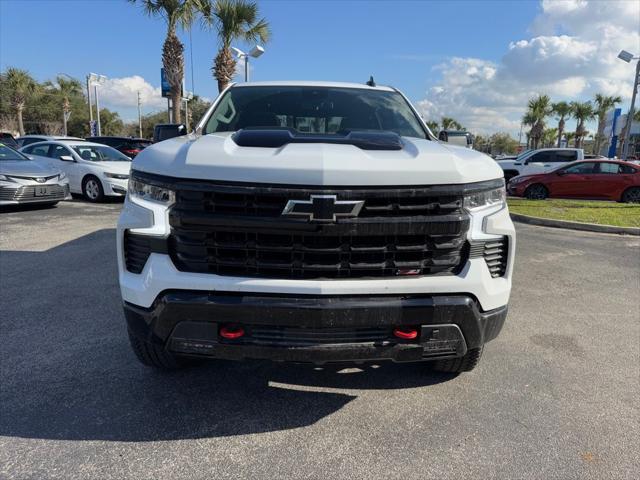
124;232;152;274
246;325;391;346
470;237;508;278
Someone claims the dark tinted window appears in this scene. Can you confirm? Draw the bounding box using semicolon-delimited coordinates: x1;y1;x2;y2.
24;143;51;157
50;145;72;159
556;150;578;162
529;151;554;163
204;86;427;139
598;162;637;174
563;162;596;174
620;164;637;174
19;137;44;147
0;144;28;161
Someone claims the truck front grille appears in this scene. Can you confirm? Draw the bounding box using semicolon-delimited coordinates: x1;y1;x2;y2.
167;182;472;279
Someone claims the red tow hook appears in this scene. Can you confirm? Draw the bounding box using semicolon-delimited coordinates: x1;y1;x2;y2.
219;325;245;340
393;327;418;340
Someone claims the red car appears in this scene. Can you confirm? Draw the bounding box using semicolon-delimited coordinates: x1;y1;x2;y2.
507;160;640;203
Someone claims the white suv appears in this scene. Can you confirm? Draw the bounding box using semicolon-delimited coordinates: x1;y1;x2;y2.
117;81;515;374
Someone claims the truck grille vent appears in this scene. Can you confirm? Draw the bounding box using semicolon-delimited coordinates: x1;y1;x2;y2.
123;232;152;274
469;237;508;278
246;326;391;346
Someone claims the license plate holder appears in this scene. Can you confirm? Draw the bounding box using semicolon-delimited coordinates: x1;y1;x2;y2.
34;186;50;197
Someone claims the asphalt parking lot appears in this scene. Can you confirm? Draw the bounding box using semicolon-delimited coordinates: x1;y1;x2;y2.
1;201;638;480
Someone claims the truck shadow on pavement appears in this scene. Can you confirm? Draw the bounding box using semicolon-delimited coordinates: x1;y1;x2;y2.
0;229;455;442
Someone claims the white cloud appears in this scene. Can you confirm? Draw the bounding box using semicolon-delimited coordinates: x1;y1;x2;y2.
417;0;640;135
98;75;166;111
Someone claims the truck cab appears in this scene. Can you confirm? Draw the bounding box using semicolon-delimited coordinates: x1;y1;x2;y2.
497;148;584;181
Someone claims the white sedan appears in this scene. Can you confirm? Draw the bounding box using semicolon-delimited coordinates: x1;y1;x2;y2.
20;140;131;202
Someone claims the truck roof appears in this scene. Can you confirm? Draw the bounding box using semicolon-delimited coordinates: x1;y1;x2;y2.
230;81;396;92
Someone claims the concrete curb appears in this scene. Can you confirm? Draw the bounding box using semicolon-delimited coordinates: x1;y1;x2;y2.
510;213;640;236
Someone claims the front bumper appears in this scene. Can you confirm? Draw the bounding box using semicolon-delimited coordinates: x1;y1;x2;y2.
0;182;70;205
125;291;507;363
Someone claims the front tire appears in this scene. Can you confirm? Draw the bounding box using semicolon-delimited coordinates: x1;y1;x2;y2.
432;346;483;373
128;330;186;370
82;175;104;202
524;183;549;200
621;187;640;203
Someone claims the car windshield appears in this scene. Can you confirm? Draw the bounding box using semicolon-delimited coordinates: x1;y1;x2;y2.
515;149;533;161
71;144;131;162
0;144;28;161
203;86;428;139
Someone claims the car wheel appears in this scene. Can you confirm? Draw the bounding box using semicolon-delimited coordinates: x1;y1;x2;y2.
431;346;483;373
524;183;548;200
621;187;640;203
82;175;104;202
128;330;191;370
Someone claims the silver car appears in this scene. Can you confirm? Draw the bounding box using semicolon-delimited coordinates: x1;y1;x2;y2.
0;143;71;206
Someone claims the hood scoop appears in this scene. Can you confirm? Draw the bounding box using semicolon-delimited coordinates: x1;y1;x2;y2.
232;127;403;150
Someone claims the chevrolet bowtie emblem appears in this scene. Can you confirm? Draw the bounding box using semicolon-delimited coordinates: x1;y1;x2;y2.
281;195;364;222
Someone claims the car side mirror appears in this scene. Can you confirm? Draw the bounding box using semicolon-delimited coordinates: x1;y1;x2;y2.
59;155;75;162
26;155;35;160
153;123;187;143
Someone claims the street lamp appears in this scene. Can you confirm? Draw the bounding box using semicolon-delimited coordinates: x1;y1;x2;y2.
230;45;265;82
88;73;107;136
618;50;640;159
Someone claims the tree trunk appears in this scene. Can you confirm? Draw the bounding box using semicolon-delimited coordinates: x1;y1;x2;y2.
557;119;564;147
214;47;237;93
163;29;184;124
16;104;25;136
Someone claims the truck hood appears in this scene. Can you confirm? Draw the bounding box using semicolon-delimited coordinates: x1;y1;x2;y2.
133;133;503;186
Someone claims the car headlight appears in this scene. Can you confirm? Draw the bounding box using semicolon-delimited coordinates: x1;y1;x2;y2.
105;172;130;180
464;184;506;211
128;173;175;204
509;176;526;185
0;174;14;182
58;172;67;181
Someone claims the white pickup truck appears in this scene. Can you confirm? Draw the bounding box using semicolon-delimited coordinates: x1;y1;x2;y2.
497;148;586;181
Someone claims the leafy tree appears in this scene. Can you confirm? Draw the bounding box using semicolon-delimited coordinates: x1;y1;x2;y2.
570;101;594;149
3;68;37;135
524;94;552;150
522;111;536;149
440;117;462;130
542;127;558;148
130;0;203;123
593;94;621;154
564;131;576;147
44;75;83;135
425;120;439;134
489;132;519;154
202;0;270;92
552;101;571;148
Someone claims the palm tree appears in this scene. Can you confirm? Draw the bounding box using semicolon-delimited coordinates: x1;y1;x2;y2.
202;0;270;92
130;0;201;123
45;75;83;135
4;68;37;135
571;101;595;149
552;101;571;148
542;127;558;148
521;111;536;149
441;117;462;130
525;94;552;150
425;120;439;134
564;131;576;147
593;94;622;154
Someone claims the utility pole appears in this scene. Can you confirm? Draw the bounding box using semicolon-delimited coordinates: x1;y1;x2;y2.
622;59;640;159
94;83;101;136
86;75;93;127
137;91;143;138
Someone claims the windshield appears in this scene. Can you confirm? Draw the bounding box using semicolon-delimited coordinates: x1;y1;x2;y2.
71;144;131;162
203;86;428;139
0;144;29;161
515;149;533;161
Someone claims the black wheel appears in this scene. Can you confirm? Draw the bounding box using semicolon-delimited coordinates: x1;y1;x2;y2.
128;330;187;370
82;175;104;202
432;346;483;373
524;183;549;200
621;187;640;203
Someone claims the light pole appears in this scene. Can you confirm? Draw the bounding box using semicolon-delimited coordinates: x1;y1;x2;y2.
88;73;107;136
230;45;265;82
618;50;640;159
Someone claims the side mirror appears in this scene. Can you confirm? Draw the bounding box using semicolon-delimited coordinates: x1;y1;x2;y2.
26;155;35;160
153;123;187;143
59;155;75;162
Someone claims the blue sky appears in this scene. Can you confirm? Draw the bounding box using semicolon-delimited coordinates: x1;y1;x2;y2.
1;0;638;133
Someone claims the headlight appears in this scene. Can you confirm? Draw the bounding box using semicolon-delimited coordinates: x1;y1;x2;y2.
464;185;506;211
105;172;130;180
128;174;175;204
0;174;13;182
58;172;67;181
509;176;526;185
